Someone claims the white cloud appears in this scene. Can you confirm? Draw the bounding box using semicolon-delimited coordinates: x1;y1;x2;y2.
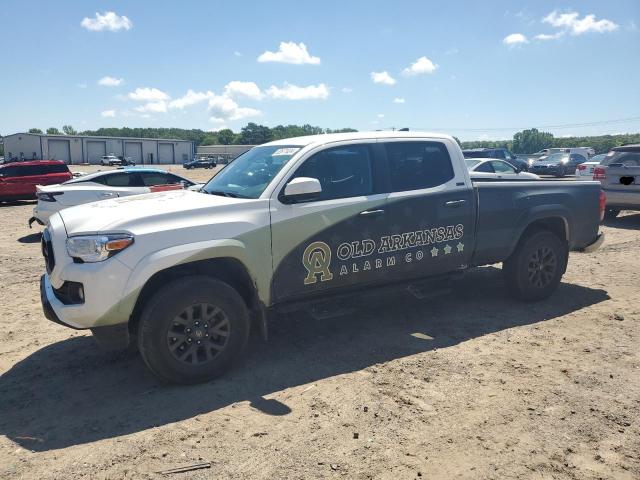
234;51;242;57
535;32;565;41
223;81;263;100
542;11;618;35
402;56;438;76
503;33;529;45
101;110;116;118
208;95;261;122
135;101;168;113
377;113;385;118
168;89;214;109
341;87;353;93
371;71;396;85
266;83;330;100
128;87;170;102
393;97;405;104
81;11;132;32
257;41;320;65
98;76;124;87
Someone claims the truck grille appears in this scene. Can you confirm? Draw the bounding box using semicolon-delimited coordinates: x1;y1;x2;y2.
41;228;55;274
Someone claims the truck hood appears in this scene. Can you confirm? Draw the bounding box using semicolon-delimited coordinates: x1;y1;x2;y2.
58;189;261;236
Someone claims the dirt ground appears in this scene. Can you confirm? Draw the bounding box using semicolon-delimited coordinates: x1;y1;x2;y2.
0;166;638;479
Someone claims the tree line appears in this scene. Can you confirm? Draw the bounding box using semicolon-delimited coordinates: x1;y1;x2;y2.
21;124;358;147
460;128;640;155
8;125;640;156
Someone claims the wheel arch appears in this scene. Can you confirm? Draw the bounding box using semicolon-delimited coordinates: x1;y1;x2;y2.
128;257;265;338
508;207;571;260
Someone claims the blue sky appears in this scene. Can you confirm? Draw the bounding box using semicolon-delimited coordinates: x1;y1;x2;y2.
2;0;639;141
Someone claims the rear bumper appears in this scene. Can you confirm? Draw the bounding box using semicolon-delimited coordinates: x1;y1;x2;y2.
603;188;640;210
580;232;605;253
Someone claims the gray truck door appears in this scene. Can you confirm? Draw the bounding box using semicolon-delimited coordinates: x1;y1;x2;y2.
377;140;475;281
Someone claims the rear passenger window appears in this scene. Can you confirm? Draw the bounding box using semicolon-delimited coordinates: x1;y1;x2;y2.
292;145;374;200
45;164;71;174
140;172;171;186
385;142;454;191
103;173;135;187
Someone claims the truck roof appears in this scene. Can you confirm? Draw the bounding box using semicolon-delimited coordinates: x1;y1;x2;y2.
262;130;454;148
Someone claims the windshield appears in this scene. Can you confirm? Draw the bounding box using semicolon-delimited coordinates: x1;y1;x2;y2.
202;145;301;198
465;159;481;169
543;153;569;164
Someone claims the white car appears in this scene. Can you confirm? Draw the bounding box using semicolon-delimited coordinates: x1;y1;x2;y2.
575;153;606;180
465;159;540;180
29;168;199;227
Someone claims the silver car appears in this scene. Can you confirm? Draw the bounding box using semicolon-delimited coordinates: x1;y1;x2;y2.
594;144;640;219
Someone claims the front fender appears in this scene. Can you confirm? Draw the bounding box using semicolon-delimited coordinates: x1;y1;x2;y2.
118;238;270;318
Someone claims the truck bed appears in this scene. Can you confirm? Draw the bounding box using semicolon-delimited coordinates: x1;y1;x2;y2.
470;180;602;266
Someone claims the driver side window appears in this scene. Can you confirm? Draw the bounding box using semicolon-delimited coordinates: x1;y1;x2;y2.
291;144;374;201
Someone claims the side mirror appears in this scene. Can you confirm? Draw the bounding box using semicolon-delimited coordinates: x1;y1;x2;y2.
283;177;322;203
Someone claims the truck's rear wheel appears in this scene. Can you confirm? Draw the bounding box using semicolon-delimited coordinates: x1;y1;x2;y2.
503;230;567;301
137;276;250;384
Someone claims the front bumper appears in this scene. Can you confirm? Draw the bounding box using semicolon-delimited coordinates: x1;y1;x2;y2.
581;232;605;253
40;274;81;329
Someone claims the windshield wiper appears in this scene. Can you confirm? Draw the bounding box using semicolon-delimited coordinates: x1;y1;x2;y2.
206;190;243;198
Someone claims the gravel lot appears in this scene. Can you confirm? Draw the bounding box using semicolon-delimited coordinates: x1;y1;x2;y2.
0;166;638;479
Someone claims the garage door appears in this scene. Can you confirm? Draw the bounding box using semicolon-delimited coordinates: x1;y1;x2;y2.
86;141;106;164
124;142;143;164
158;143;174;164
48;139;71;164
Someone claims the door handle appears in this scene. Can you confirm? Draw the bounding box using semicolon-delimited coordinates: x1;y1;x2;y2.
359;209;385;218
444;200;466;208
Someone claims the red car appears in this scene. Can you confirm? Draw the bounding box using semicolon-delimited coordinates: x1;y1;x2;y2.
0;160;73;202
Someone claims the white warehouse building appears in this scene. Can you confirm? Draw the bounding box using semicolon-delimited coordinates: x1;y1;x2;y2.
3;133;195;165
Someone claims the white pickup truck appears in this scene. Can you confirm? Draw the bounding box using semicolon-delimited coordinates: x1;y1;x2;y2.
40;131;604;384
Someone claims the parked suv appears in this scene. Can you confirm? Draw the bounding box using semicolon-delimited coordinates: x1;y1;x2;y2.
184;158;217;169
593;144;640;219
100;155;122;166
462;148;528;171
0;160;72;202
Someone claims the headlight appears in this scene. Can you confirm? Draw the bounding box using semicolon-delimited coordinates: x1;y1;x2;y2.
66;234;134;263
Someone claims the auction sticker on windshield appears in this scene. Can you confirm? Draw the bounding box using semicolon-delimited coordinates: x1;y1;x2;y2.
272;148;300;156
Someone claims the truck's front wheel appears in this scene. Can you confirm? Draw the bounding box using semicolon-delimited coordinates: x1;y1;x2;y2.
503;230;567;301
137;276;250;384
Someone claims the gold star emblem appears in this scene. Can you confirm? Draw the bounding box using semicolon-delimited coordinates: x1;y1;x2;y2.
457;242;464;252
443;244;452;254
430;247;439;257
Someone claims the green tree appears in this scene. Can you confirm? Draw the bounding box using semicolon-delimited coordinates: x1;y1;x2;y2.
46;127;61;135
217;129;235;145
28;128;43;134
237;123;272;145
201;134;219;145
62;125;77;135
512;128;554;154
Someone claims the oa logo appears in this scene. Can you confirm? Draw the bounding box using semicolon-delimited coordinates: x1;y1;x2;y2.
302;241;334;285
